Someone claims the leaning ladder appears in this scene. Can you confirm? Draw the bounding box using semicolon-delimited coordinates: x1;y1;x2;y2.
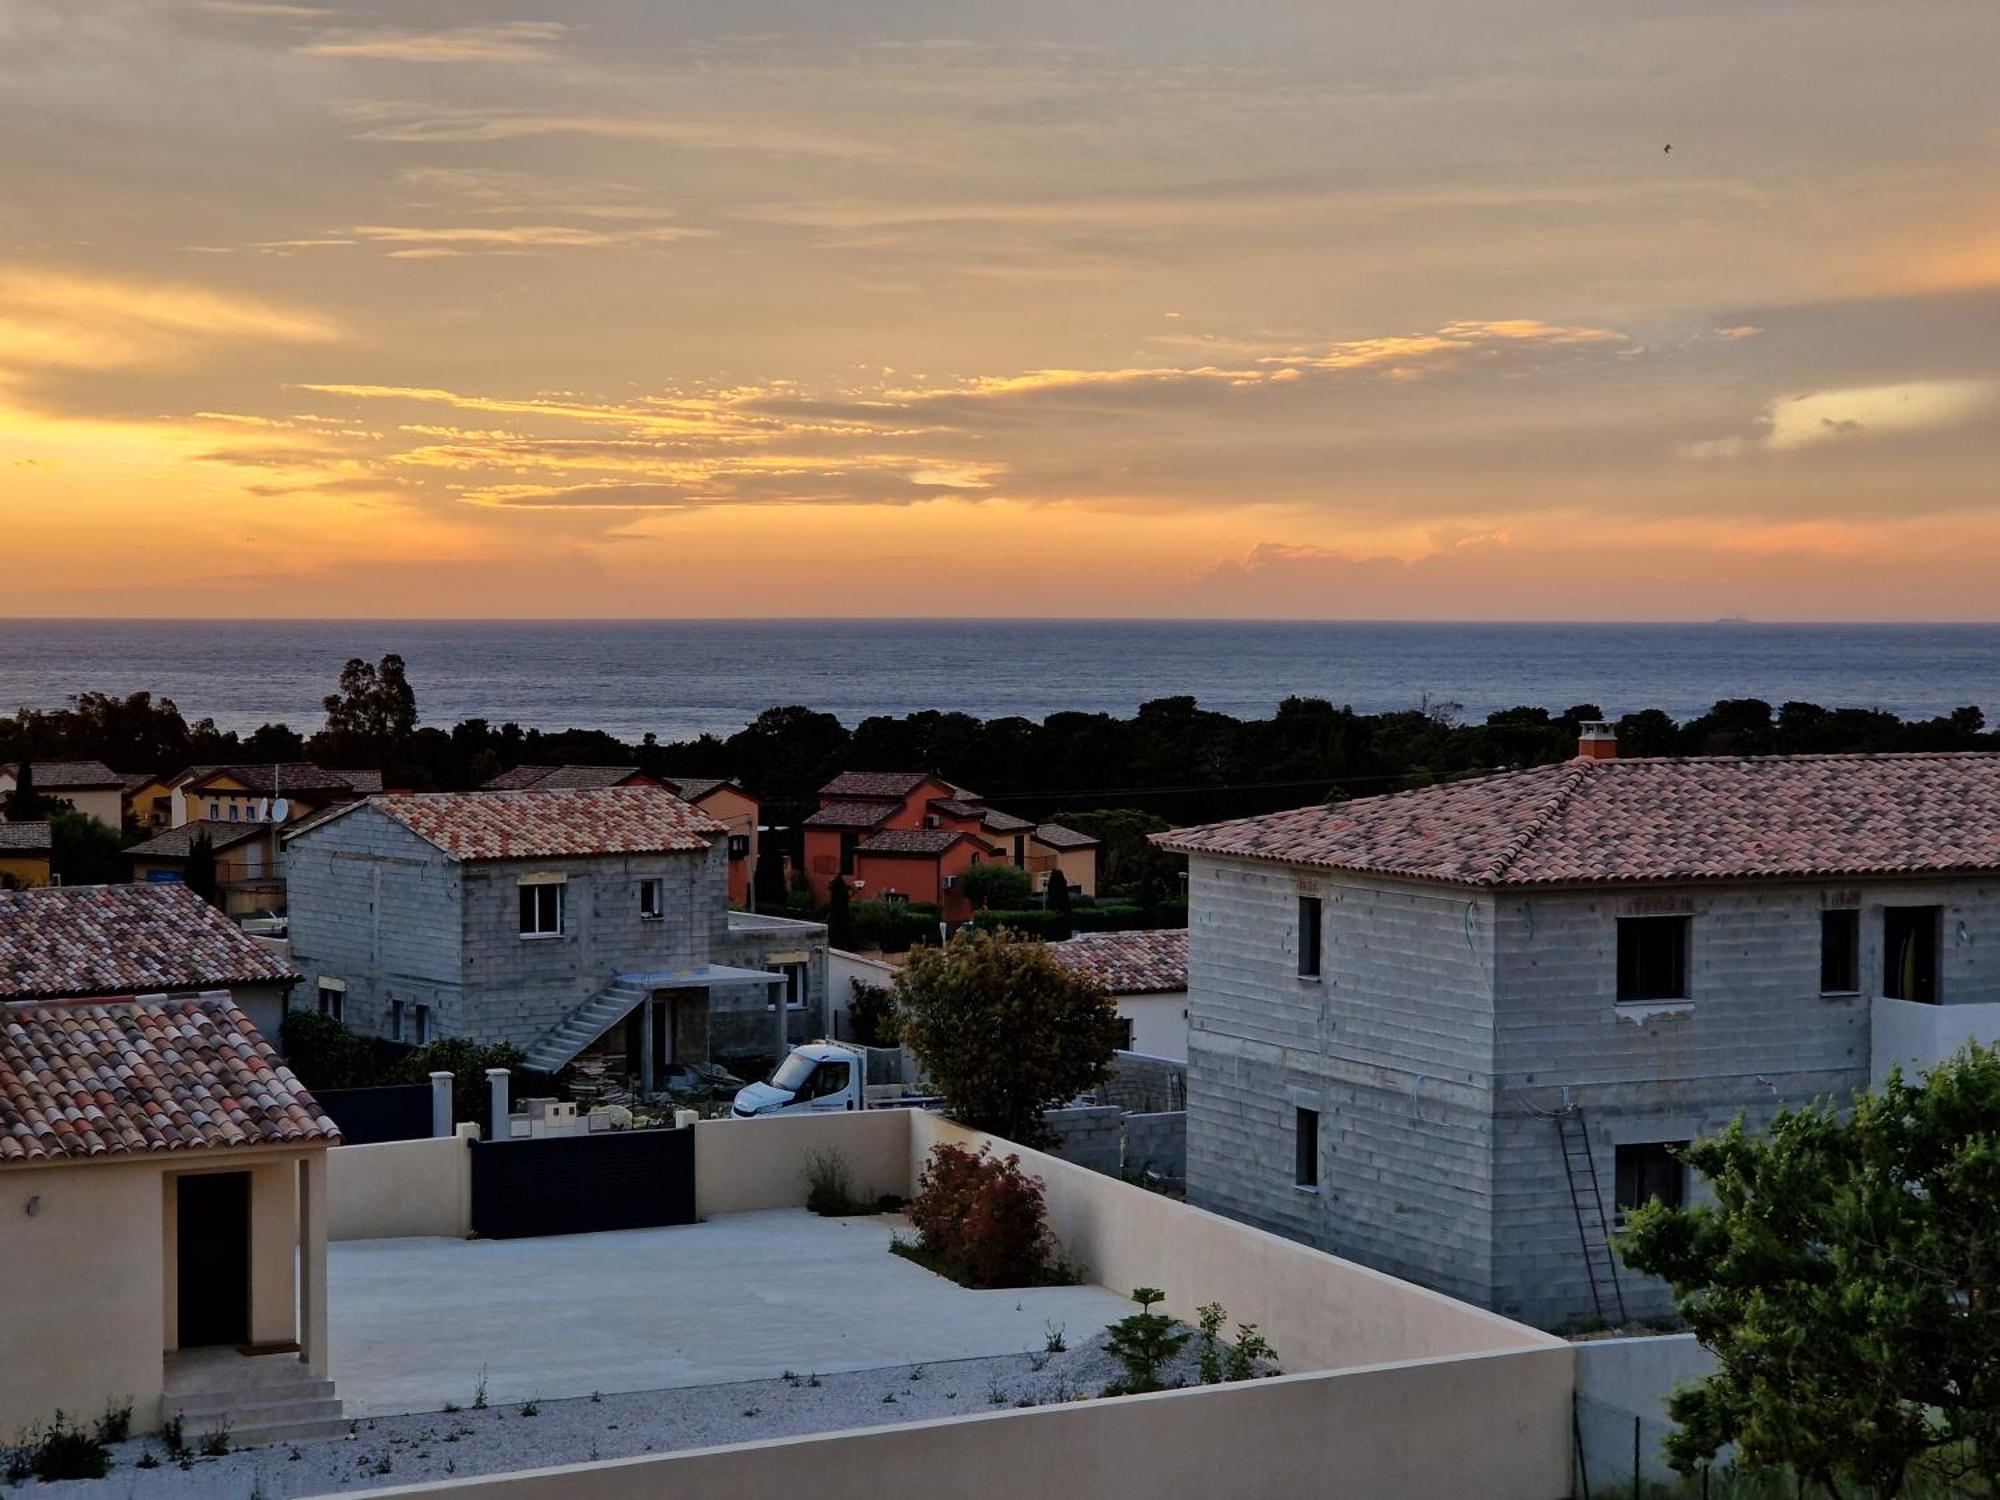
1556;1109;1628;1327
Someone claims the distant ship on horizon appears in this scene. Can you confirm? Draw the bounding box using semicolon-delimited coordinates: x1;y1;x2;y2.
1713;614;1753;625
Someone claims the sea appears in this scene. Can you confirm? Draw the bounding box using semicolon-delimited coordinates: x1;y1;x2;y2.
0;620;1994;743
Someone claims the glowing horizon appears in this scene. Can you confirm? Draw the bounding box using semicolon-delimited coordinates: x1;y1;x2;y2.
4;2;1998;621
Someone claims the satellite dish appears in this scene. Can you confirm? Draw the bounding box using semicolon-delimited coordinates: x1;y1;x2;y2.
270;798;291;823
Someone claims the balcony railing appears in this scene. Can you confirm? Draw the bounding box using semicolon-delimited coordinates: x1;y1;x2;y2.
1870;996;2000;1086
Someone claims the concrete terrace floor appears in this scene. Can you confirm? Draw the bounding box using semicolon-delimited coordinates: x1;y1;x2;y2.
329;1208;1135;1417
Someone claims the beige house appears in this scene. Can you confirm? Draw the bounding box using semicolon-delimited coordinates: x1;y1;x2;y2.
0;821;52;888
0;760;125;828
1050;927;1189;1059
0;993;340;1442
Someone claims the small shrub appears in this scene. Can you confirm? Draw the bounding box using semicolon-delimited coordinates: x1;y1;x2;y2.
137;1450;161;1469
1044;1321;1067;1354
1195;1301;1281;1384
803;1148;859;1216
846;980;900;1047
1102;1287;1190;1395
905;1142;1058;1288
19;1410;113;1480
160;1413;189;1461
471;1367;489;1410
519;1399;539;1418
95;1398;133;1445
199;1423;231;1457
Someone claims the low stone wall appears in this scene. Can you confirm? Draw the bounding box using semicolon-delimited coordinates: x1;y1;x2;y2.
692;1111;909;1218
328;1127;476;1241
1042;1104;1124;1176
349;1346;1572;1500
1122;1110;1186;1183
1574;1332;1718;1489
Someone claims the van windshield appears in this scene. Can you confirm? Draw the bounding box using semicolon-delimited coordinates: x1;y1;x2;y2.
769;1053;818;1092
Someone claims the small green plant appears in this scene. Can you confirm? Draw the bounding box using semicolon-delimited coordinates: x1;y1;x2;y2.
137;1449;161;1469
94;1398;133;1445
199;1423;231;1457
471;1367;489;1410
1102;1287;1190;1395
160;1413;188;1461
441;1400;460;1414
590;1390;604;1404
1043;1321;1067;1354
1227;1323;1277;1381
806;1373;822;1388
370;1453;394;1476
803;1148;860;1216
1195;1301;1281;1383
519;1398;539;1418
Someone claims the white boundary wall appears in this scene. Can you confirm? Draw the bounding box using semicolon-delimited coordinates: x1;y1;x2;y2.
328;1126;478;1241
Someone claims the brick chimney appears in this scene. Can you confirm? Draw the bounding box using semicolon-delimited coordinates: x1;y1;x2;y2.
1576;720;1617;760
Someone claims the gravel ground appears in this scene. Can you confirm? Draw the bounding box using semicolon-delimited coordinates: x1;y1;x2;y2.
23;1330;1243;1500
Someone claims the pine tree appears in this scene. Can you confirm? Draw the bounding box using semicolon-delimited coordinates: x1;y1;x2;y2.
828;875;855;948
1044;868;1073;939
6;760;39;821
185;830;219;906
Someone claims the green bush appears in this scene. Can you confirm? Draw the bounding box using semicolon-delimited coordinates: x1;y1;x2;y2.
846;980;900;1047
803;1148;863;1216
1103;1288;1191;1395
280;1009;379;1091
9;1414;112;1481
849;899;944;953
389;1037;532;1123
959;861;1032;910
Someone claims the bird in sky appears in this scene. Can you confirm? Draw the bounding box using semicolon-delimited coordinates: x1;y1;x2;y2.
1664;143;1673;153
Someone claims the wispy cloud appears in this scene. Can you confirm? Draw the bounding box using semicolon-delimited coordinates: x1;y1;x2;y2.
299;21;567;64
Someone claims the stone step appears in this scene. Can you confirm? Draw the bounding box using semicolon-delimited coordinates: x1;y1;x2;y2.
213;1414;354;1450
175;1394;344;1428
168;1377;337;1409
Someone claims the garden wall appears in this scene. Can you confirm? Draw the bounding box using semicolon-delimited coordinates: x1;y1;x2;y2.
328;1127;478;1241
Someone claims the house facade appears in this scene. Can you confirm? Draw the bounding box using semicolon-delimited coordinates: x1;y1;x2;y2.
0;994;338;1441
283;787;825;1083
1157;730;2000;1329
1;760;124;828
0;821;52;888
801;771;1099;918
126;820;279;916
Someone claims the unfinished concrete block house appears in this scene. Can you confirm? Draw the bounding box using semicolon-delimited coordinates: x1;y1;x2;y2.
1158;726;2000;1328
282;786;826;1086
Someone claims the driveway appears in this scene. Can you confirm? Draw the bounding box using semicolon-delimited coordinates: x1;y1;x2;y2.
329;1208;1135;1416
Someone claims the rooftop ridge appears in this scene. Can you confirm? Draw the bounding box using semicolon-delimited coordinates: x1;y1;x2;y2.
1478;760;1597;883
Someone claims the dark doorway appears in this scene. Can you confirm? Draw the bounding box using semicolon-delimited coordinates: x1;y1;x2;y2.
1883;905;1941;1003
176;1172;251;1348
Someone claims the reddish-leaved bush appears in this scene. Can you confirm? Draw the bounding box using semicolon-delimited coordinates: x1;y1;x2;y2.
908;1142;1056;1288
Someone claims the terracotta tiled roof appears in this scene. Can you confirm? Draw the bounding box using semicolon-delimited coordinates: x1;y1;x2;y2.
482;765;556;791
4;760;121;790
1156;752;2000;887
483;765;648;791
804;801;897;830
928;799;989;820
819;771;943;800
180;763;376;797
659;775;735;804
125;820;267;860
366;787;724;861
856;828;992;856
979;809;1036;834
1051;929;1189;994
1033;823;1099;849
0;884;300;1001
0;994;337;1163
0;822;52;854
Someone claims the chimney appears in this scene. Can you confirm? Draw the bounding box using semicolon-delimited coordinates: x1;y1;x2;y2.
1576;720;1617;761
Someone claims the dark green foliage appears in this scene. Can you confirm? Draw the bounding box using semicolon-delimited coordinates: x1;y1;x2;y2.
1103;1288;1190;1395
389;1037;532;1123
93;1400;132;1445
1044;868;1073;938
184;830;218;906
9;1413;112;1480
49;808;130;886
279;1009;380;1091
827;875;855;948
321;654;418;770
1619;1043;2000;1498
803;1148;866;1216
894;928;1121;1148
1195;1302;1279;1384
845;980;900;1047
958;860;1032;911
847;899;944;953
5;758;38;820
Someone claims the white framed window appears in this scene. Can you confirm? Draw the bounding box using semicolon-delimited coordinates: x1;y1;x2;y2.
208;800;220;819
639;878;664;919
316;979;345;1023
519;882;565;937
765;963;808;1011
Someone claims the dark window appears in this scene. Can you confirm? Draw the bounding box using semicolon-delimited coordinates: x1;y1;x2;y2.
519;883;564;936
1883;906;1940;1002
766;964;807;1011
839;832;858;876
390;999;405;1041
1820;909;1860;994
1615;1141;1688;1219
316;983;343;1023
413;1004;431;1044
1617;916;1689;1002
1294;1107;1320;1188
639;878;663;919
727;834;750;861
1115;1017;1135;1051
1297;896;1323;978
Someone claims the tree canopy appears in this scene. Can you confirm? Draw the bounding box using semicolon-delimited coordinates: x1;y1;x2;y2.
1619;1044;2000;1499
893;928;1122;1148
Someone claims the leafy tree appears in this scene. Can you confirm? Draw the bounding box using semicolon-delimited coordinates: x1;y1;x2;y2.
893;928;1121;1147
1620;1044;2000;1499
184;830;219;906
827;875;855;948
1044;867;1073;939
846;979;900;1047
1054;808;1177;896
5;759;38;821
320;654;418;766
753;842;788;911
389;1037;529;1125
959;860;1032;911
48;809;126;886
279;1009;379;1092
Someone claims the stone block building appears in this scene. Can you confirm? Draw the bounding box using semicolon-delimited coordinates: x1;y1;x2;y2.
282;787;826;1087
1157;729;2000;1328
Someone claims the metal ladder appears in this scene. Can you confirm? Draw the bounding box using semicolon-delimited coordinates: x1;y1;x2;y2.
1556;1108;1628;1327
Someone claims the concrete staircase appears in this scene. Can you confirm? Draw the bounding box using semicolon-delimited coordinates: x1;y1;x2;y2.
520;976;648;1074
164;1350;349;1449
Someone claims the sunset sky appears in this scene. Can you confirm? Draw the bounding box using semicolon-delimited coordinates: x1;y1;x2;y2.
3;0;1998;619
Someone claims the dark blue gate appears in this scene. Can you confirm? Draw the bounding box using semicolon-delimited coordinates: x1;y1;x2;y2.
315;1083;434;1145
468;1128;697;1239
